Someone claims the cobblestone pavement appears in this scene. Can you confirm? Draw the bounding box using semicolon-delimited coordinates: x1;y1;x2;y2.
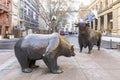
0;48;120;80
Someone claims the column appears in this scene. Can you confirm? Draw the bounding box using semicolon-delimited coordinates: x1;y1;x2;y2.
98;17;101;31
112;8;118;33
93;19;95;30
104;14;108;33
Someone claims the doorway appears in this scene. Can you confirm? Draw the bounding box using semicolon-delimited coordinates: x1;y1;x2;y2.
100;16;104;33
107;12;113;34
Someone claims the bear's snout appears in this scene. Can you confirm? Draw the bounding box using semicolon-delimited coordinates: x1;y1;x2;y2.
71;52;75;56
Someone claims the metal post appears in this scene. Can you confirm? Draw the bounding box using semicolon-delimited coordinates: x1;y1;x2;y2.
110;39;112;49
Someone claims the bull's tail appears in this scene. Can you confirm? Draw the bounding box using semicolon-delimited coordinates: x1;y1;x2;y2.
97;34;102;50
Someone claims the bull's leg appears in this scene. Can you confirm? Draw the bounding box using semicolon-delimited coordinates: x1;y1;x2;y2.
43;55;63;74
80;44;83;53
97;41;101;51
97;43;100;51
29;60;39;69
88;45;93;54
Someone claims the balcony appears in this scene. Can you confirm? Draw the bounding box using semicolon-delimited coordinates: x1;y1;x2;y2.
24;16;30;22
4;21;10;26
0;4;9;13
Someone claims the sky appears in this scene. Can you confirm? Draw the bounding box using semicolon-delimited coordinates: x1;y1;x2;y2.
81;0;92;5
70;0;92;10
68;0;92;23
71;0;91;5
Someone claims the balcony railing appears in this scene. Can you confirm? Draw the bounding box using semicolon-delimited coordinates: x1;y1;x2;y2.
0;4;9;13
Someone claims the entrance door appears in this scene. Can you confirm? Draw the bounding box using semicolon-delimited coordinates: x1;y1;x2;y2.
4;26;9;38
91;21;93;29
95;18;98;30
5;26;9;34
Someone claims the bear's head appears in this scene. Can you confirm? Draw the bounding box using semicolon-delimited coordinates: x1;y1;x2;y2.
59;36;75;57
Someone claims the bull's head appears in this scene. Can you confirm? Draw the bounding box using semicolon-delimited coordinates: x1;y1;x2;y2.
75;22;89;34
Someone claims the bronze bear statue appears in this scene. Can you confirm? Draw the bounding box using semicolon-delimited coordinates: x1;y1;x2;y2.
75;22;102;54
14;33;75;74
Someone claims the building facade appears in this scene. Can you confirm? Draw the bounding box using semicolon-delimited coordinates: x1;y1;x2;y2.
12;0;21;38
19;0;39;37
78;0;120;36
0;0;12;38
12;0;40;38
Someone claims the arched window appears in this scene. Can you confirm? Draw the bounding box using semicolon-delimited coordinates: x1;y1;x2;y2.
105;0;108;8
100;1;102;10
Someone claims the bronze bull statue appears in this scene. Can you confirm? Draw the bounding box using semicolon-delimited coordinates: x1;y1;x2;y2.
75;22;101;54
14;33;75;74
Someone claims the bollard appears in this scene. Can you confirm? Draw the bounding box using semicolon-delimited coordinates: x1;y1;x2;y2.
110;39;112;49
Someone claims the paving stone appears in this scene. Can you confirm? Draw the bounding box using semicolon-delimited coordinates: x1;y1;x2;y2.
0;48;120;80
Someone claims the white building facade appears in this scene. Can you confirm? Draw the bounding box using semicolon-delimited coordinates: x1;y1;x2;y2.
78;0;120;36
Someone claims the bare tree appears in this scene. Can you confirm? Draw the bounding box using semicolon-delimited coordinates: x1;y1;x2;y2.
39;0;71;32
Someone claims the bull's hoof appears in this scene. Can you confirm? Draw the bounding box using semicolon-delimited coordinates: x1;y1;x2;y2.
57;66;60;69
98;48;100;51
88;52;91;54
51;69;63;74
22;68;32;73
30;65;39;69
79;51;82;53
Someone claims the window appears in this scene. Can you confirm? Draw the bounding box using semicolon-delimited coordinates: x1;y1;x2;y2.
6;15;9;22
31;11;33;18
24;9;27;16
96;5;98;10
100;1;102;10
13;0;18;4
33;12;36;19
20;0;24;7
20;9;23;19
13;6;18;16
28;9;31;16
105;0;108;8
